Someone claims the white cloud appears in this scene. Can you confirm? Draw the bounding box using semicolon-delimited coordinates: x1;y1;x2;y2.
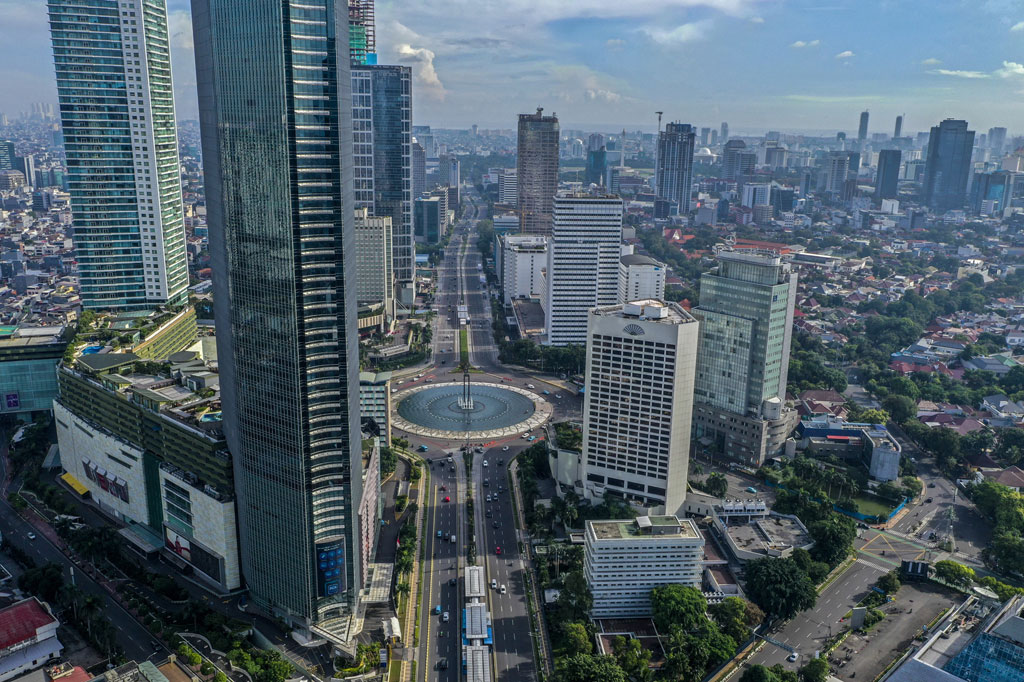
168;10;193;50
644;20;713;45
546;64;630;105
750;16;765;23
606;38;626;49
929;69;991;79
783;94;884;103
835;50;855;59
1011;21;1024;31
396;44;447;99
995;60;1024;77
921;58;942;65
790;39;820;48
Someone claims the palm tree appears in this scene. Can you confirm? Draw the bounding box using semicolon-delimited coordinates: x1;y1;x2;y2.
395;582;410;601
80;595;102;636
60;584;83;622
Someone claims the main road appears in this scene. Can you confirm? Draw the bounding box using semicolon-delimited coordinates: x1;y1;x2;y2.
415;188;538;681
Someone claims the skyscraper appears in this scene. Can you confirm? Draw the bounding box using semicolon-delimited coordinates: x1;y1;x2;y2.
586;146;607;187
351;65;413;291
988;126;1008;156
47;0;189;310
970;170;1016;216
720;122;729;142
655;123;696;213
544;193;622;346
894;114;903;139
858;110;869;142
194;0;365;641
875;149;901;201
691;248;798;466
0;140;13;170
348;0;375;65
354;208;394;314
722;139;747;181
923;119;975;212
411;139;425;200
517;108;559;234
581;300;698;513
826;151;850;194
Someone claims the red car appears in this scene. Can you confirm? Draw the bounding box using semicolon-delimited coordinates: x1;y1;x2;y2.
495;546;502;555
444;496;450;503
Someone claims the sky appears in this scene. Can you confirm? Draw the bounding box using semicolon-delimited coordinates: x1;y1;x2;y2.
3;0;1024;135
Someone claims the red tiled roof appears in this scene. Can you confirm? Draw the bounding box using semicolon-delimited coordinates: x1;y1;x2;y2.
0;598;55;650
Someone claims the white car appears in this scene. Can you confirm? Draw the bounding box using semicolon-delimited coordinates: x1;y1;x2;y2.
502;446;509;452
482;460;488;467
500;585;507;595
491;579;497;589
521;432;530;438
442;611;450;622
787;652;799;662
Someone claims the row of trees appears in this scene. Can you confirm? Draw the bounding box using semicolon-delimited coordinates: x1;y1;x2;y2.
966;479;1024;574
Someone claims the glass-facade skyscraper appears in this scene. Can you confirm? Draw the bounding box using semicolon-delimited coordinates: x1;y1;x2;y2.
875;149;901;201
351;65;413;287
47;0;189;310
655;122;696;214
193;0;364;639
923;119;975;212
517;108;560;234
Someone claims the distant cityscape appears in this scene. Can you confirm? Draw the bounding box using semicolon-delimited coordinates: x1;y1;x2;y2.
0;3;1023;682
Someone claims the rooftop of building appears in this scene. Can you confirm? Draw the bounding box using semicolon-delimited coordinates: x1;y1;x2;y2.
0;597;55;650
620;253;664;267
592;300;697;325
722;514;811;556
589;515;700;541
360;370;392;384
0;323;69;348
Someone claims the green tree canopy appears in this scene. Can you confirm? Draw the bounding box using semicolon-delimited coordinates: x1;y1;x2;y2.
809;514;856;566
650;584;708;634
555;654;627;682
744;557;817;620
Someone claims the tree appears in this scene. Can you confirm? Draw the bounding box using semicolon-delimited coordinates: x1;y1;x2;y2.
877;570;901;595
555;570;593;622
740;664;798;682
901;475;923;499
809;515;856;567
798;658;830;682
562;622;592;656
859;408;890;425
744;558;817;620
882;394;917;424
790;548;829;584
709;596;759;643
705;472;729;498
555;654;626;682
934;559;975;588
650;584;707;634
612;635;652;682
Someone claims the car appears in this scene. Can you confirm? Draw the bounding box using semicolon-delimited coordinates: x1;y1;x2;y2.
491;579;497;589
437;530;443;538
484;480;490;487
391;388;398;393
440;484;447;491
925;497;933;503
26;532;35;541
526;384;535;389
495;546;502;555
555;394;561;399
450;534;456;543
152;640;161;651
928;482;937;488
486;511;492;518
416;374;423;379
500;585;507;594
434;605;442;615
527;436;536;441
522;432;530;438
442;611;450;622
787;652;799;662
746;486;758;494
450;466;455;472
418;444;429;452
486;494;492;502
493;521;500;528
502;446;510;452
447;456;454;463
397;380;405;385
437;658;448;671
449;577;457;586
542;390;550;395
444;496;450;503
483;460;488;467
425;378;433;383
440;360;446;364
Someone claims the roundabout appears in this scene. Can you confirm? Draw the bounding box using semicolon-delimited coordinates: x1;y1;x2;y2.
392;380;552;440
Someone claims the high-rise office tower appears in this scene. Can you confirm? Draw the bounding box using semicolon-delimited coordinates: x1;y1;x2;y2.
354;208;394;315
351;65;412;293
691;249;798;466
858;110;869;142
47;0;189;310
194;0;365;642
348;0;374;65
438;154;460;188
923;119;975;212
0;140;13;170
586;146;607;187
700;127;711;146
875;149;901;201
655;123;696;213
720;122;729;142
517;108;559;234
722;139;747;181
826;152;850;193
588;133;605;152
970;170;1016;216
581;300;699;513
989;127;1008;156
411;139;425;201
741;183;771;209
498;168;518;205
544;193;622;346
894;115;903;139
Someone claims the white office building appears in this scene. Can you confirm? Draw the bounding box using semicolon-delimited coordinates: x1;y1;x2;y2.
740;182;771;208
354;208;394;316
581;301;699;514
498;168;518;205
619;247;666;303
585;515;704;618
500;234;547;304
544;193;623;346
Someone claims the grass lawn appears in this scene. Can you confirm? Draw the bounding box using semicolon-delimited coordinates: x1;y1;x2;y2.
853;493;896;518
459;327;469;366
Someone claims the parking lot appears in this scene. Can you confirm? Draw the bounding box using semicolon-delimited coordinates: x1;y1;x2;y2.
829;582;960;681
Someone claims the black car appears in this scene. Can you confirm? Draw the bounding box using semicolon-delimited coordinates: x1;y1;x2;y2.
437;658;448;671
484;480;489;487
926;497;933;503
486;511;492;517
449;577;457;586
493;521;500;528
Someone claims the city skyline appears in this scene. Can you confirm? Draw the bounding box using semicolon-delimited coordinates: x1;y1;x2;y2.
5;1;1024;131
